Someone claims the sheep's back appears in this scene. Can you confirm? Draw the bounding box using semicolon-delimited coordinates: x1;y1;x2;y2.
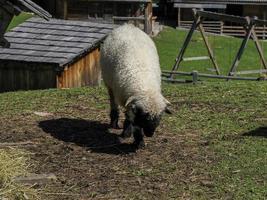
101;24;161;106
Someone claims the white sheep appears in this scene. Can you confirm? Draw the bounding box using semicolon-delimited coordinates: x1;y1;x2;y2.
100;24;171;148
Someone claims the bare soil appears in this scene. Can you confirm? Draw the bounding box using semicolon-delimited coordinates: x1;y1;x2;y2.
0;108;214;200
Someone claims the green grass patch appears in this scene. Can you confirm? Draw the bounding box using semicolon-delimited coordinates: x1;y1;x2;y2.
0;25;266;199
154;27;267;77
162;82;267;199
7;12;33;31
0;82;266;199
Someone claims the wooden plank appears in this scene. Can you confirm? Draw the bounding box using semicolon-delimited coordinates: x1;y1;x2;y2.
182;56;210;61
230;69;267;75
10;43;83;54
8;30;104;41
174;3;226;9
27;17;114;29
12;27;106;38
162;70;264;81
0;48;74;59
58;47;101;88
113;16;145;21
20;23;111;34
6;37;90;48
14;173;57;185
0;53;66;64
0;61;57;92
63;0;68;19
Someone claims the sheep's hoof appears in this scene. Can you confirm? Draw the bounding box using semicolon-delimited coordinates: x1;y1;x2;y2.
133;140;145;149
120;123;133;138
120;129;132;138
110;121;121;129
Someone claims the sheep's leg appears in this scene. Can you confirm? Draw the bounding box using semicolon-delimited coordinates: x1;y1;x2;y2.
133;128;145;149
120;119;133;138
108;88;120;129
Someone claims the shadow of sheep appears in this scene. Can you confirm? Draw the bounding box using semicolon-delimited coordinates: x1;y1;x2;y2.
39;118;137;155
243;127;267;138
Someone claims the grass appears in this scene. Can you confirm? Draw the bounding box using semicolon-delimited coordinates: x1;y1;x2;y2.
154;27;267;77
162;82;267;199
0;17;266;199
0;82;266;199
153;27;267;199
7;12;33;31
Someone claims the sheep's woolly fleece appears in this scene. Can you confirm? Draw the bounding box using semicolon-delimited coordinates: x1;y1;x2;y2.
101;24;167;116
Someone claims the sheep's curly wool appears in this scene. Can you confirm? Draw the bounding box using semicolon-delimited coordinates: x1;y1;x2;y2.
100;24;167;116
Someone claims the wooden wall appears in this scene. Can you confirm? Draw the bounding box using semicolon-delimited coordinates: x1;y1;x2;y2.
0;48;101;92
57;47;101;89
0;61;57;92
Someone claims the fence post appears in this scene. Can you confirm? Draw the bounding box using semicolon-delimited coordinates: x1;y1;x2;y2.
192;70;198;84
221;21;223;35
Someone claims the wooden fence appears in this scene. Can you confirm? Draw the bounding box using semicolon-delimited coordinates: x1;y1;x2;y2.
179;20;267;39
180;20;223;35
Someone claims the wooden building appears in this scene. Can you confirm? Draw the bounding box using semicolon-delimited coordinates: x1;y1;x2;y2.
33;0;153;34
165;0;267;37
0;17;113;92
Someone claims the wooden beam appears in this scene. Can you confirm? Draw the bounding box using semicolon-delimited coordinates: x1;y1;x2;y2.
163;70;265;81
177;7;181;27
228;24;254;76
113;16;145;21
0;5;14;47
174;3;226;9
63;0;68;19
170;15;201;79
144;2;152;34
198;22;220;75
251;28;267;69
230;69;267;75
195;9;249;25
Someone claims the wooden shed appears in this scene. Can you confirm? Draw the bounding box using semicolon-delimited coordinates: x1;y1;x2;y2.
33;0;153;34
0;17;113;92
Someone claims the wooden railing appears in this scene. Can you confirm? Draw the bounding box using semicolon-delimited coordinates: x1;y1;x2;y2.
180;20;223;34
179;20;267;39
223;25;267;39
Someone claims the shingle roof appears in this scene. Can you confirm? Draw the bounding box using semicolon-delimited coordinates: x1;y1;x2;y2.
171;0;267;5
0;17;114;66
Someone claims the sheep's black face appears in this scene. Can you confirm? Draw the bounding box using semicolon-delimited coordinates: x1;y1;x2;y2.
133;111;161;137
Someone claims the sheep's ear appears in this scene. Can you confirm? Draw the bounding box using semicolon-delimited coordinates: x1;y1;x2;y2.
165;106;172;114
131;104;137;114
125;103;138;122
125;96;136;107
163;98;172;114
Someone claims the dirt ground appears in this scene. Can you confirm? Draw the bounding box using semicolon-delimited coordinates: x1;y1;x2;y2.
0;107;214;200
